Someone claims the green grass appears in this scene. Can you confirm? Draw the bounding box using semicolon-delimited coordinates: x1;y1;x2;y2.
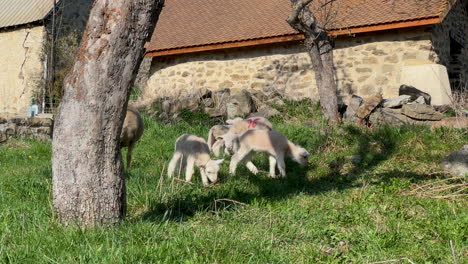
0;104;467;263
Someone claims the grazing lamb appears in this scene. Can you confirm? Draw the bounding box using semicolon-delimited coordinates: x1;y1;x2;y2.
120;105;144;169
207;124;231;157
221;116;274;154
168;134;224;185
228;129;309;178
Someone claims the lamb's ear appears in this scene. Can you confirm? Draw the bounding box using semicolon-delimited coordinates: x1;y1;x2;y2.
215;159;224;165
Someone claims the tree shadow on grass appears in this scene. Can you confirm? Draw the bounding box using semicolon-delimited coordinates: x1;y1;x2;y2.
142;124;447;222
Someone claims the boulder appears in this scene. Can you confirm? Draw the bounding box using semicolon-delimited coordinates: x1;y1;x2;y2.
430;117;468;129
205;107;224;118
161;100;172;114
441;145;468;176
267;97;285;106
202;98;214;108
344;95;363;120
401;104;443;121
369;108;416;126
399;85;431;104
255;104;280;118
382;95;411;108
356;94;382;119
179;94;200;112
226;90;255;119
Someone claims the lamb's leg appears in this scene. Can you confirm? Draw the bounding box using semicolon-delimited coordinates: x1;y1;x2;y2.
126;142;134;169
269;155;277;178
276;153;287;178
199;168;209;185
185;156;195;183
246;161;258;175
167;152;182;178
229;148;252;175
212;139;224;157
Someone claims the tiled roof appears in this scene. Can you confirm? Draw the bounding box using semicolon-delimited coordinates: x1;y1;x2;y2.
146;0;447;53
0;0;60;28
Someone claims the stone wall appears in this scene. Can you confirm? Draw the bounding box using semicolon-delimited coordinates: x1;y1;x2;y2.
0;114;53;142
432;0;468;87
0;26;46;114
143;27;437;105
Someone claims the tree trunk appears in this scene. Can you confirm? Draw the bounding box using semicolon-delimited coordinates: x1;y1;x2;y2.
52;0;164;226
288;0;341;123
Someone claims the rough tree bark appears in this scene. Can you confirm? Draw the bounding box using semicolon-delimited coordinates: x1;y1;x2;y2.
52;0;164;226
287;0;341;123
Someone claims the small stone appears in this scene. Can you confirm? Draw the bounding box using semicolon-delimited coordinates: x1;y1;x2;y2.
413;96;426;104
441;145;468;176
382;95;411;108
372;50;387;56
384;54;399;63
362;57;378;64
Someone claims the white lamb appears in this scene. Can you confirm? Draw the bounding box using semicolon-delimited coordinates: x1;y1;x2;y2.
167;134;223;185
207;124;231;157
221;116;274;154
227;129;309;178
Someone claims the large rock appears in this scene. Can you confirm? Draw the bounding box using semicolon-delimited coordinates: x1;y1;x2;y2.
356;94;382;119
226;90;255;119
399;85;431;104
401;104;444;121
205;107;224;118
178;94;200;112
400;64;452;105
431;117;468;129
441;145;468;176
255;104;280;118
369;108;416;126
382;95;411;108
344;95;363;120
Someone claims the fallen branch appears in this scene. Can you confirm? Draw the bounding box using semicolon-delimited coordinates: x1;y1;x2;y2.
214;199;247;206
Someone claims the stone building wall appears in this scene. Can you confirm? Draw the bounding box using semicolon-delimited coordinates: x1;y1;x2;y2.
432;0;468;87
143;27;438;105
0;26;46;114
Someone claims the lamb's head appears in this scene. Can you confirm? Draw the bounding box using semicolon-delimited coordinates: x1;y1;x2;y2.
293;147;310;166
218;133;239;154
201;159;224;183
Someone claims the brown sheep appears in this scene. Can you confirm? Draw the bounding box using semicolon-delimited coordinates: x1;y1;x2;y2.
120;105;144;169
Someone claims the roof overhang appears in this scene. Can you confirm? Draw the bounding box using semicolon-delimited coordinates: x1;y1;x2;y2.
145;17;442;58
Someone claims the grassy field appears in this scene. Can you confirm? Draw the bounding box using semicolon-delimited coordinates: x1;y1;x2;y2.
0;102;467;263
